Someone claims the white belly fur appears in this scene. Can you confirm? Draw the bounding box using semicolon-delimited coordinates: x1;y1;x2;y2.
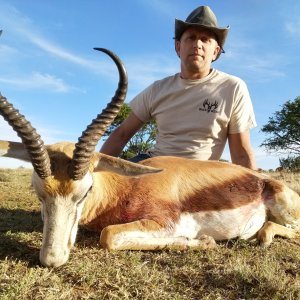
173;201;267;240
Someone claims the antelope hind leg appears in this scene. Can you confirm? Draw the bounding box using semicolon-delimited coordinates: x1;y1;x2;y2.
100;219;216;251
257;221;298;247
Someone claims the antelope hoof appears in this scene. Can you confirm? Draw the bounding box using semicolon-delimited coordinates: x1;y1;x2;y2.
199;234;217;249
257;232;273;248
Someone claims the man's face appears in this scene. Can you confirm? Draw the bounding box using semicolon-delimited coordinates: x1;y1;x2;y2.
175;27;220;78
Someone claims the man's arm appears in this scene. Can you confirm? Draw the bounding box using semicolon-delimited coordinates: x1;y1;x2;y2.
100;112;145;157
228;130;257;170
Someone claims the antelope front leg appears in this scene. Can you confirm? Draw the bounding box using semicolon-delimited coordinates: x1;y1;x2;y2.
100;219;216;251
257;221;298;247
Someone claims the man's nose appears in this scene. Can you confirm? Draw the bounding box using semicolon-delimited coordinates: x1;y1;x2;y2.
193;39;203;48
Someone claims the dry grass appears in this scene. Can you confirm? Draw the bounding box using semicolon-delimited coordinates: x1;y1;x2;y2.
267;171;300;195
1;168;300;299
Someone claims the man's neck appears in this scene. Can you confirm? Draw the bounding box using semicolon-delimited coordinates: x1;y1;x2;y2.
180;68;212;80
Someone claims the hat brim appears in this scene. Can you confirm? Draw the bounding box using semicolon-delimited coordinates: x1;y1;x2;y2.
175;19;229;49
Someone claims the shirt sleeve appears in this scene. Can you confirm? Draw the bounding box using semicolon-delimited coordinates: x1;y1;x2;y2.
228;79;257;134
129;84;154;123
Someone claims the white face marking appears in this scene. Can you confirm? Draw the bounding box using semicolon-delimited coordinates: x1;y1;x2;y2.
34;171;93;267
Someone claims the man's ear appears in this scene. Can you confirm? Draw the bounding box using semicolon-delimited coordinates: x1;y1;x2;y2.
175;40;181;57
212;44;221;61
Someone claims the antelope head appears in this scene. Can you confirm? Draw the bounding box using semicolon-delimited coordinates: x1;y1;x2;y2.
0;48;159;267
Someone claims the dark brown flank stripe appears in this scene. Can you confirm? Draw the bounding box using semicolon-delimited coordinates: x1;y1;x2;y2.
181;174;266;213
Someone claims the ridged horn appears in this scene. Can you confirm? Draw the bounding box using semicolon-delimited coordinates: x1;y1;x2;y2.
0;94;51;179
69;48;128;180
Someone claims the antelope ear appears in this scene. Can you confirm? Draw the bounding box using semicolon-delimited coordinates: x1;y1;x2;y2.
0;140;30;161
92;153;163;176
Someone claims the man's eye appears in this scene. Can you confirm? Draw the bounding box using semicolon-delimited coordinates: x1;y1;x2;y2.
187;35;196;41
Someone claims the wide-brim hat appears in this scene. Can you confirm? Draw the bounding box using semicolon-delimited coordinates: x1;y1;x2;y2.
175;6;230;60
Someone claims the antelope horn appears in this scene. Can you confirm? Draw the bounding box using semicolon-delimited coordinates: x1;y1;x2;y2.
0;94;51;179
69;48;128;180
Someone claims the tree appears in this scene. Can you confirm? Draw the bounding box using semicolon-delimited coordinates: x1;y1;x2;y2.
279;156;300;172
260;97;300;170
103;103;157;159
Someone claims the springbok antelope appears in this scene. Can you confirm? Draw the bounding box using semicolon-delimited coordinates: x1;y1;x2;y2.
1;48;300;268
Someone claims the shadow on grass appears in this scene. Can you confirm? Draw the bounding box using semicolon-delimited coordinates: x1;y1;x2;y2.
0;208;42;266
173;268;279;299
0;208;42;233
76;227;100;248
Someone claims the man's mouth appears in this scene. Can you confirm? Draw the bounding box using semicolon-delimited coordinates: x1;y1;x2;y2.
189;53;203;59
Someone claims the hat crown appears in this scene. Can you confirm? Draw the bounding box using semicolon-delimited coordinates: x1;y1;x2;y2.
185;6;218;28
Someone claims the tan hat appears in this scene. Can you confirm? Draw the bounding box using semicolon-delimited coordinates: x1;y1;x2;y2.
175;6;230;59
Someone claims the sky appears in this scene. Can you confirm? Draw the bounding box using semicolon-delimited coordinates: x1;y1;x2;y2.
0;0;299;170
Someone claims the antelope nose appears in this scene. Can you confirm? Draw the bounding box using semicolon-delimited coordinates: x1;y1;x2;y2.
39;246;69;267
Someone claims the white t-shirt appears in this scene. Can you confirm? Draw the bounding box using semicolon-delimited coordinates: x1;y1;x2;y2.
129;69;256;160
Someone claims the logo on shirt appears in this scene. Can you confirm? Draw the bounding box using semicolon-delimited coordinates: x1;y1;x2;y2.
199;99;219;113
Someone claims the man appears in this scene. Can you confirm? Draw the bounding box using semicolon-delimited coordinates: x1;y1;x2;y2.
100;6;257;169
